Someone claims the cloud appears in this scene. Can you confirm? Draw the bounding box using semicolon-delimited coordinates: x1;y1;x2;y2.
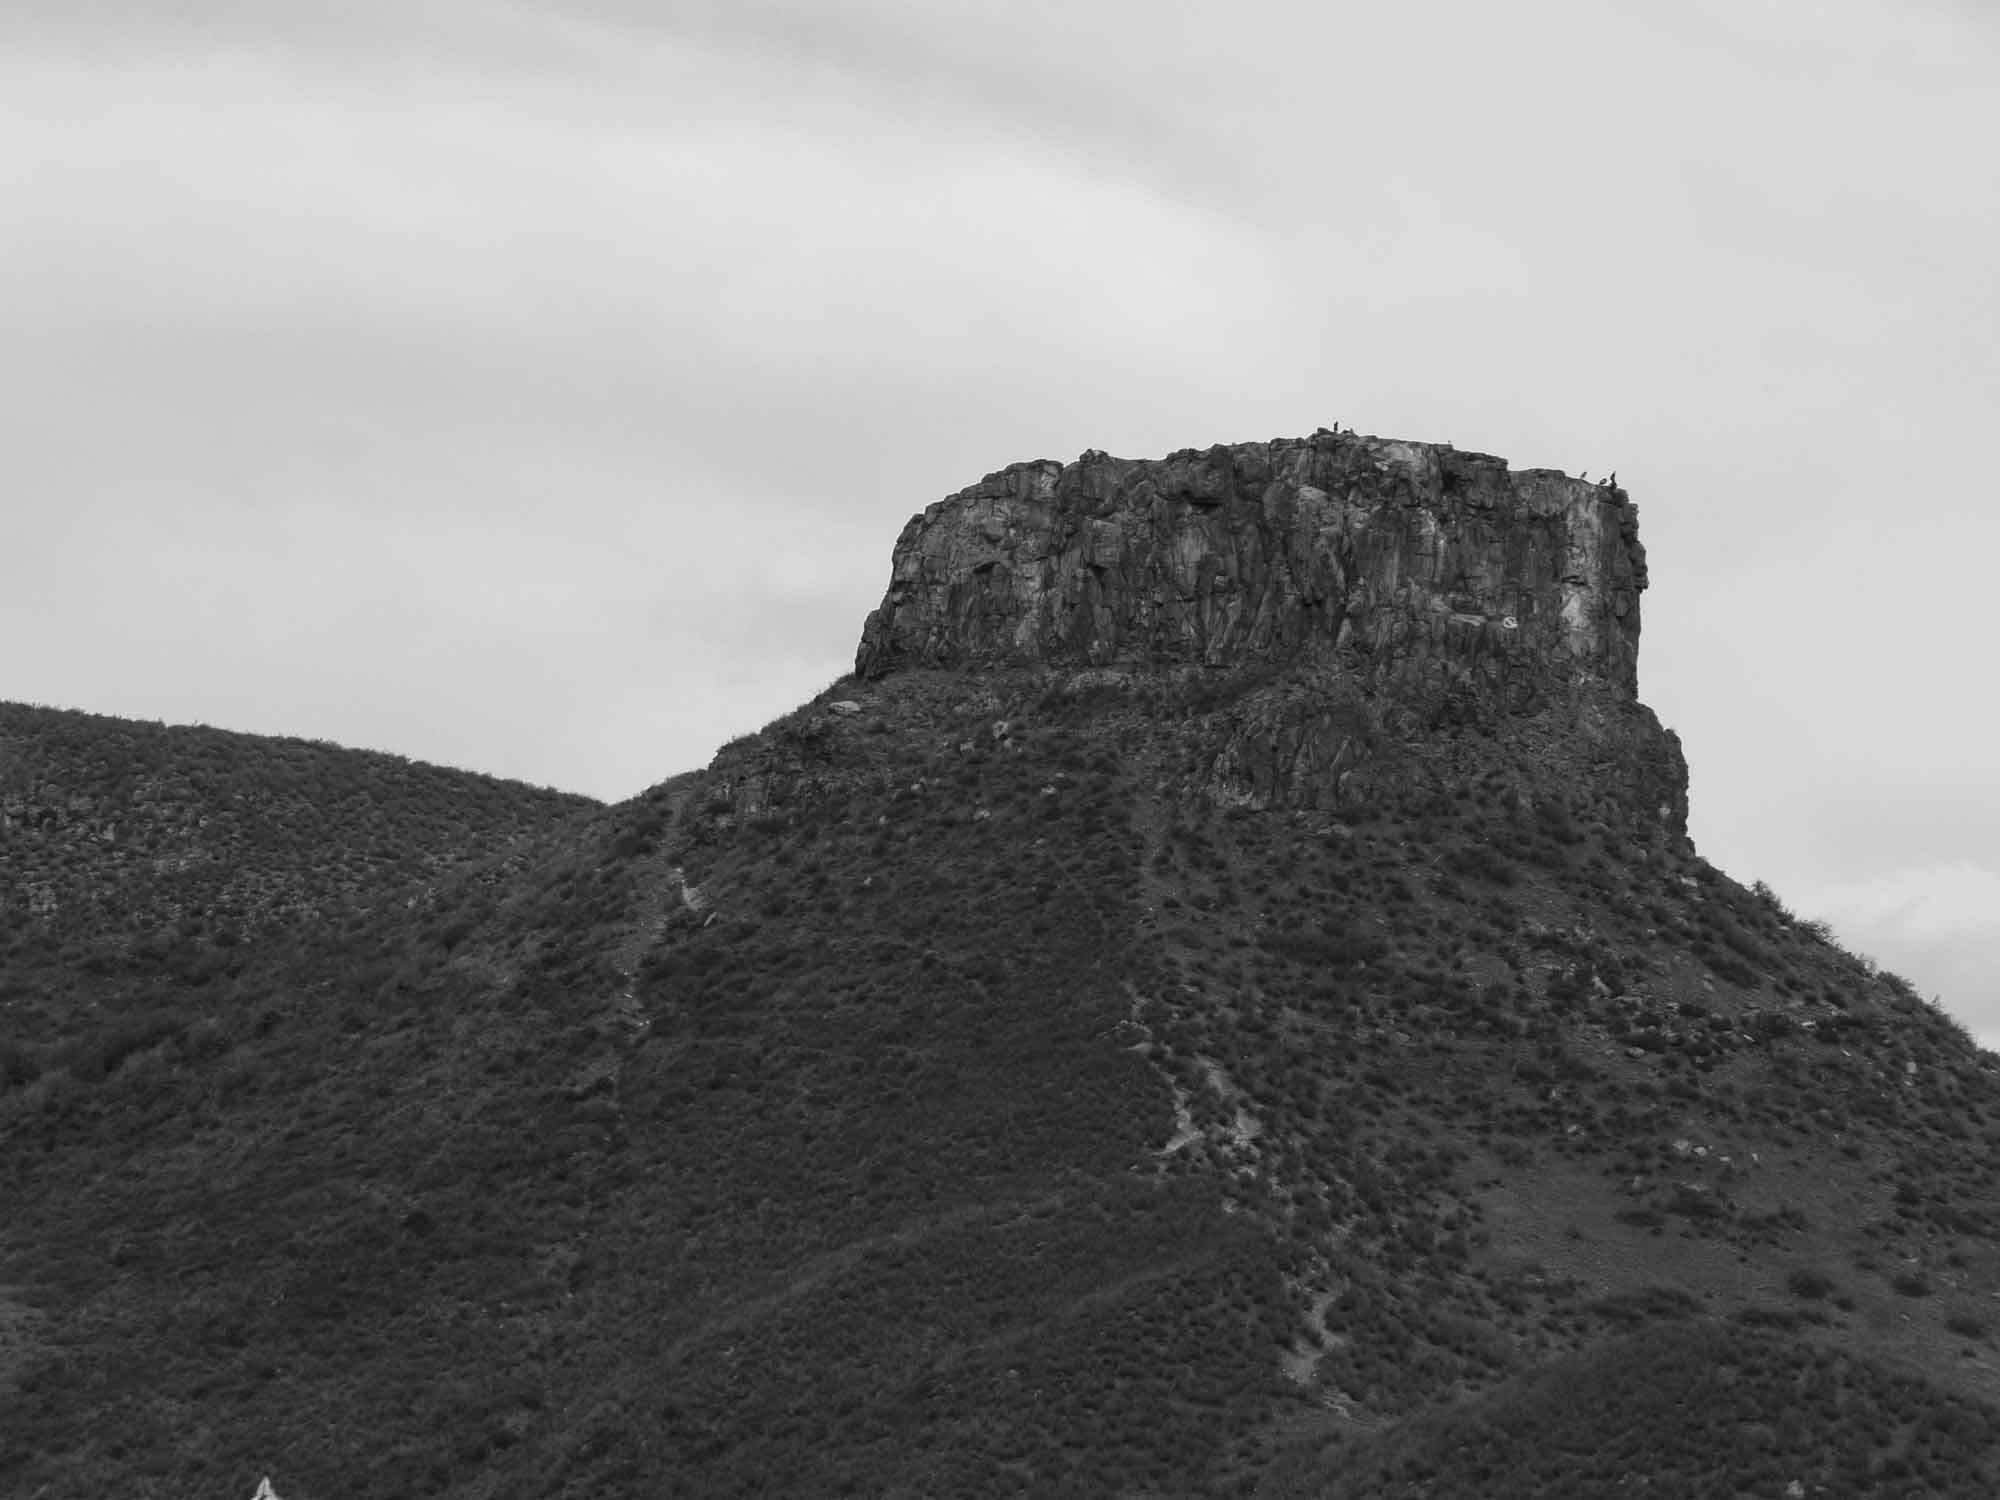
1808;862;2000;946
1782;862;2000;1052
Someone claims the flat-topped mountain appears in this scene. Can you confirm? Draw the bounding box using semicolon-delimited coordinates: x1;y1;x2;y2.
853;432;1686;831
3;432;1997;1499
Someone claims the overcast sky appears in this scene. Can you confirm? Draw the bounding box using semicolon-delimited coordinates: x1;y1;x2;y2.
3;0;1994;1044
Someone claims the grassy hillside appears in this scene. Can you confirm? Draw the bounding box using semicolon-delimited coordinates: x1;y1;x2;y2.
1;701;595;934
2;675;1996;1497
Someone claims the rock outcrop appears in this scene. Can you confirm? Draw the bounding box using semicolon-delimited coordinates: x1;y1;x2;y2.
854;430;1686;828
858;430;1645;698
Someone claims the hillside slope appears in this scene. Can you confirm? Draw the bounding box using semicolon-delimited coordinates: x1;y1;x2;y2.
0;701;597;1070
1;702;595;935
3;432;1996;1499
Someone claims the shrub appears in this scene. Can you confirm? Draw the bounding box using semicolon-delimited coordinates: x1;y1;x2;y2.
1442;843;1516;887
1587;1286;1702;1324
1750;880;1793;922
1702;951;1760;989
0;1039;41;1090
1734;1305;1824;1331
1665;1184;1724;1222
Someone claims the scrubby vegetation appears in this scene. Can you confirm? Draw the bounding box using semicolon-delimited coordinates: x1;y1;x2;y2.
3;674;1997;1498
1;702;591;939
1266;1320;2000;1498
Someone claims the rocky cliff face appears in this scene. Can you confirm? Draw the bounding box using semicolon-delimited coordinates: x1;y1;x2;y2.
857;430;1646;697
854;430;1686;828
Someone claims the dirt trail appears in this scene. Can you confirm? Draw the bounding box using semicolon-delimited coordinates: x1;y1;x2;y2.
605;779;707;1033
